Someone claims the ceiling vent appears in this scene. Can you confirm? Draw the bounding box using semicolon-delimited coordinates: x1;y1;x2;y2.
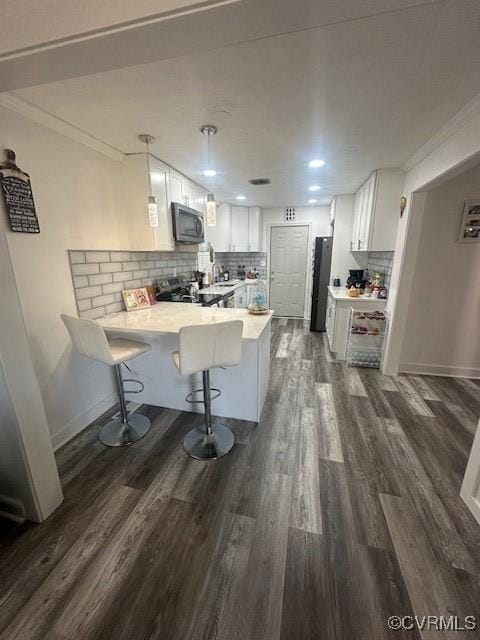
284;207;296;222
249;178;271;186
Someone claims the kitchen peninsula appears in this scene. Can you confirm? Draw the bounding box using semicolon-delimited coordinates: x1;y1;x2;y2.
99;303;272;422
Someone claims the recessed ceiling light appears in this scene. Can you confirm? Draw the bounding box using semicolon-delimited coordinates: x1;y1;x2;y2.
203;169;217;177
308;199;317;204
309;185;321;192
308;159;325;168
236;195;246;201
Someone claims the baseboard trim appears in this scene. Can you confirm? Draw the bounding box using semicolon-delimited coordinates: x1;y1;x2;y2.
0;494;26;523
52;393;116;451
399;362;480;379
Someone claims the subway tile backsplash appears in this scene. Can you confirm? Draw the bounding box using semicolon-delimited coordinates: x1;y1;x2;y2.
68;250;198;319
367;251;394;289
214;252;267;280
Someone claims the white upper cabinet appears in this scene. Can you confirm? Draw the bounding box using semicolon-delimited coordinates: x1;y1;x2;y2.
208;203;231;252
168;169;205;212
248;207;262;251
123;154;174;252
123;157;209;251
230;206;250;252
207;204;262;253
169;169;184;206
350;169;404;252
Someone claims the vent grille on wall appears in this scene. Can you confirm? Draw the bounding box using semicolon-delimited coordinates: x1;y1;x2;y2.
249;178;271;185
284;207;296;222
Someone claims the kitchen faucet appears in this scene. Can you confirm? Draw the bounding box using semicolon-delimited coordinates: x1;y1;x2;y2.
212;262;222;283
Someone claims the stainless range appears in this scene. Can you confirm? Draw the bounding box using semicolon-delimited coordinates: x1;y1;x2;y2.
155;275;199;303
155;275;234;307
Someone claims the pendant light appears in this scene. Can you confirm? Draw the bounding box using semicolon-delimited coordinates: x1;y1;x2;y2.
138;133;159;227
200;125;218;226
206;193;216;226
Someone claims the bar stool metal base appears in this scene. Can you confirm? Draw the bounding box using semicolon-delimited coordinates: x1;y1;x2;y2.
99;413;151;447
183;424;235;460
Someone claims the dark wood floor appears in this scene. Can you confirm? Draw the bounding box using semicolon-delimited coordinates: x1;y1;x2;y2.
1;318;480;639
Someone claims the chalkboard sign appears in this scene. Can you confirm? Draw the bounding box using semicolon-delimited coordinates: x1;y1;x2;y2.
0;149;40;234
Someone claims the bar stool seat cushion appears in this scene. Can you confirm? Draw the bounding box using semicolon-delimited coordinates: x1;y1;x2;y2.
172;320;243;376
108;338;151;365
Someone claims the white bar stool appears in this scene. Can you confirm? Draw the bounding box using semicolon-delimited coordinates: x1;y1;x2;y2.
61;314;152;447
172;320;243;460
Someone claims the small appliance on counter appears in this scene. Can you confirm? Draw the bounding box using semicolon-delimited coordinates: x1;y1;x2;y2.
346;269;368;291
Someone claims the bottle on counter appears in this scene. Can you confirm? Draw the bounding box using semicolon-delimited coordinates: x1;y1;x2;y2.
224;269;229;281
143;279;157;305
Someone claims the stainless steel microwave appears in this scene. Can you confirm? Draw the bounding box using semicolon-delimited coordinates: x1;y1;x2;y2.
171;202;204;243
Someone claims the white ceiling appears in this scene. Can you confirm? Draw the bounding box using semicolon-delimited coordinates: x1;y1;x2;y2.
0;0;233;57
8;0;480;206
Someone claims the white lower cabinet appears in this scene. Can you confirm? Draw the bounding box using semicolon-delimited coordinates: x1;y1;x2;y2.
233;285;248;308
326;291;386;359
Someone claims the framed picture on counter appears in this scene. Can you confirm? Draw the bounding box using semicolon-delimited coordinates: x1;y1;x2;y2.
122;287;151;311
458;200;480;243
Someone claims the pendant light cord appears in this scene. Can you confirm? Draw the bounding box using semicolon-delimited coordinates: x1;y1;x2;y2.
207;132;211;172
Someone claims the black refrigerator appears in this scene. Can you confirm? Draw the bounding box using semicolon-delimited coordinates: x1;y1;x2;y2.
310;236;333;332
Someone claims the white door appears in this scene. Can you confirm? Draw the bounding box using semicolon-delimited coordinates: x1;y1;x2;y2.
461;419;480;525
269;225;309;317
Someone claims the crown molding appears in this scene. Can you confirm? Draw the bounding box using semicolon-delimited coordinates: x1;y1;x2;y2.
403;92;480;173
0;92;125;161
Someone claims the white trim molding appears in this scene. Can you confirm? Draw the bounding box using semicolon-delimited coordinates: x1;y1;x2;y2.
399;362;480;379
52;392;116;451
0;93;125;161
403;92;480;172
266;222;312;320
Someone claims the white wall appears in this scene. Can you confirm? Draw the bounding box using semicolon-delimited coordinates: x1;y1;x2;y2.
261;205;329;319
261;205;330;250
399;163;480;377
329;195;366;285
1;104;128;448
0;210;63;521
383;93;480;375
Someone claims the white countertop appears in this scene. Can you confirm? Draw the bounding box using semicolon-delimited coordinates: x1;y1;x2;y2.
197;278;259;296
98;302;273;341
328;286;387;302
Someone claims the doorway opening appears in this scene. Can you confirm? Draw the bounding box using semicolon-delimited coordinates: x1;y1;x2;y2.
269;224;309;318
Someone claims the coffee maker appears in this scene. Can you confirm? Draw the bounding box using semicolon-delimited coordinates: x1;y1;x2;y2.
346;269;368;290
